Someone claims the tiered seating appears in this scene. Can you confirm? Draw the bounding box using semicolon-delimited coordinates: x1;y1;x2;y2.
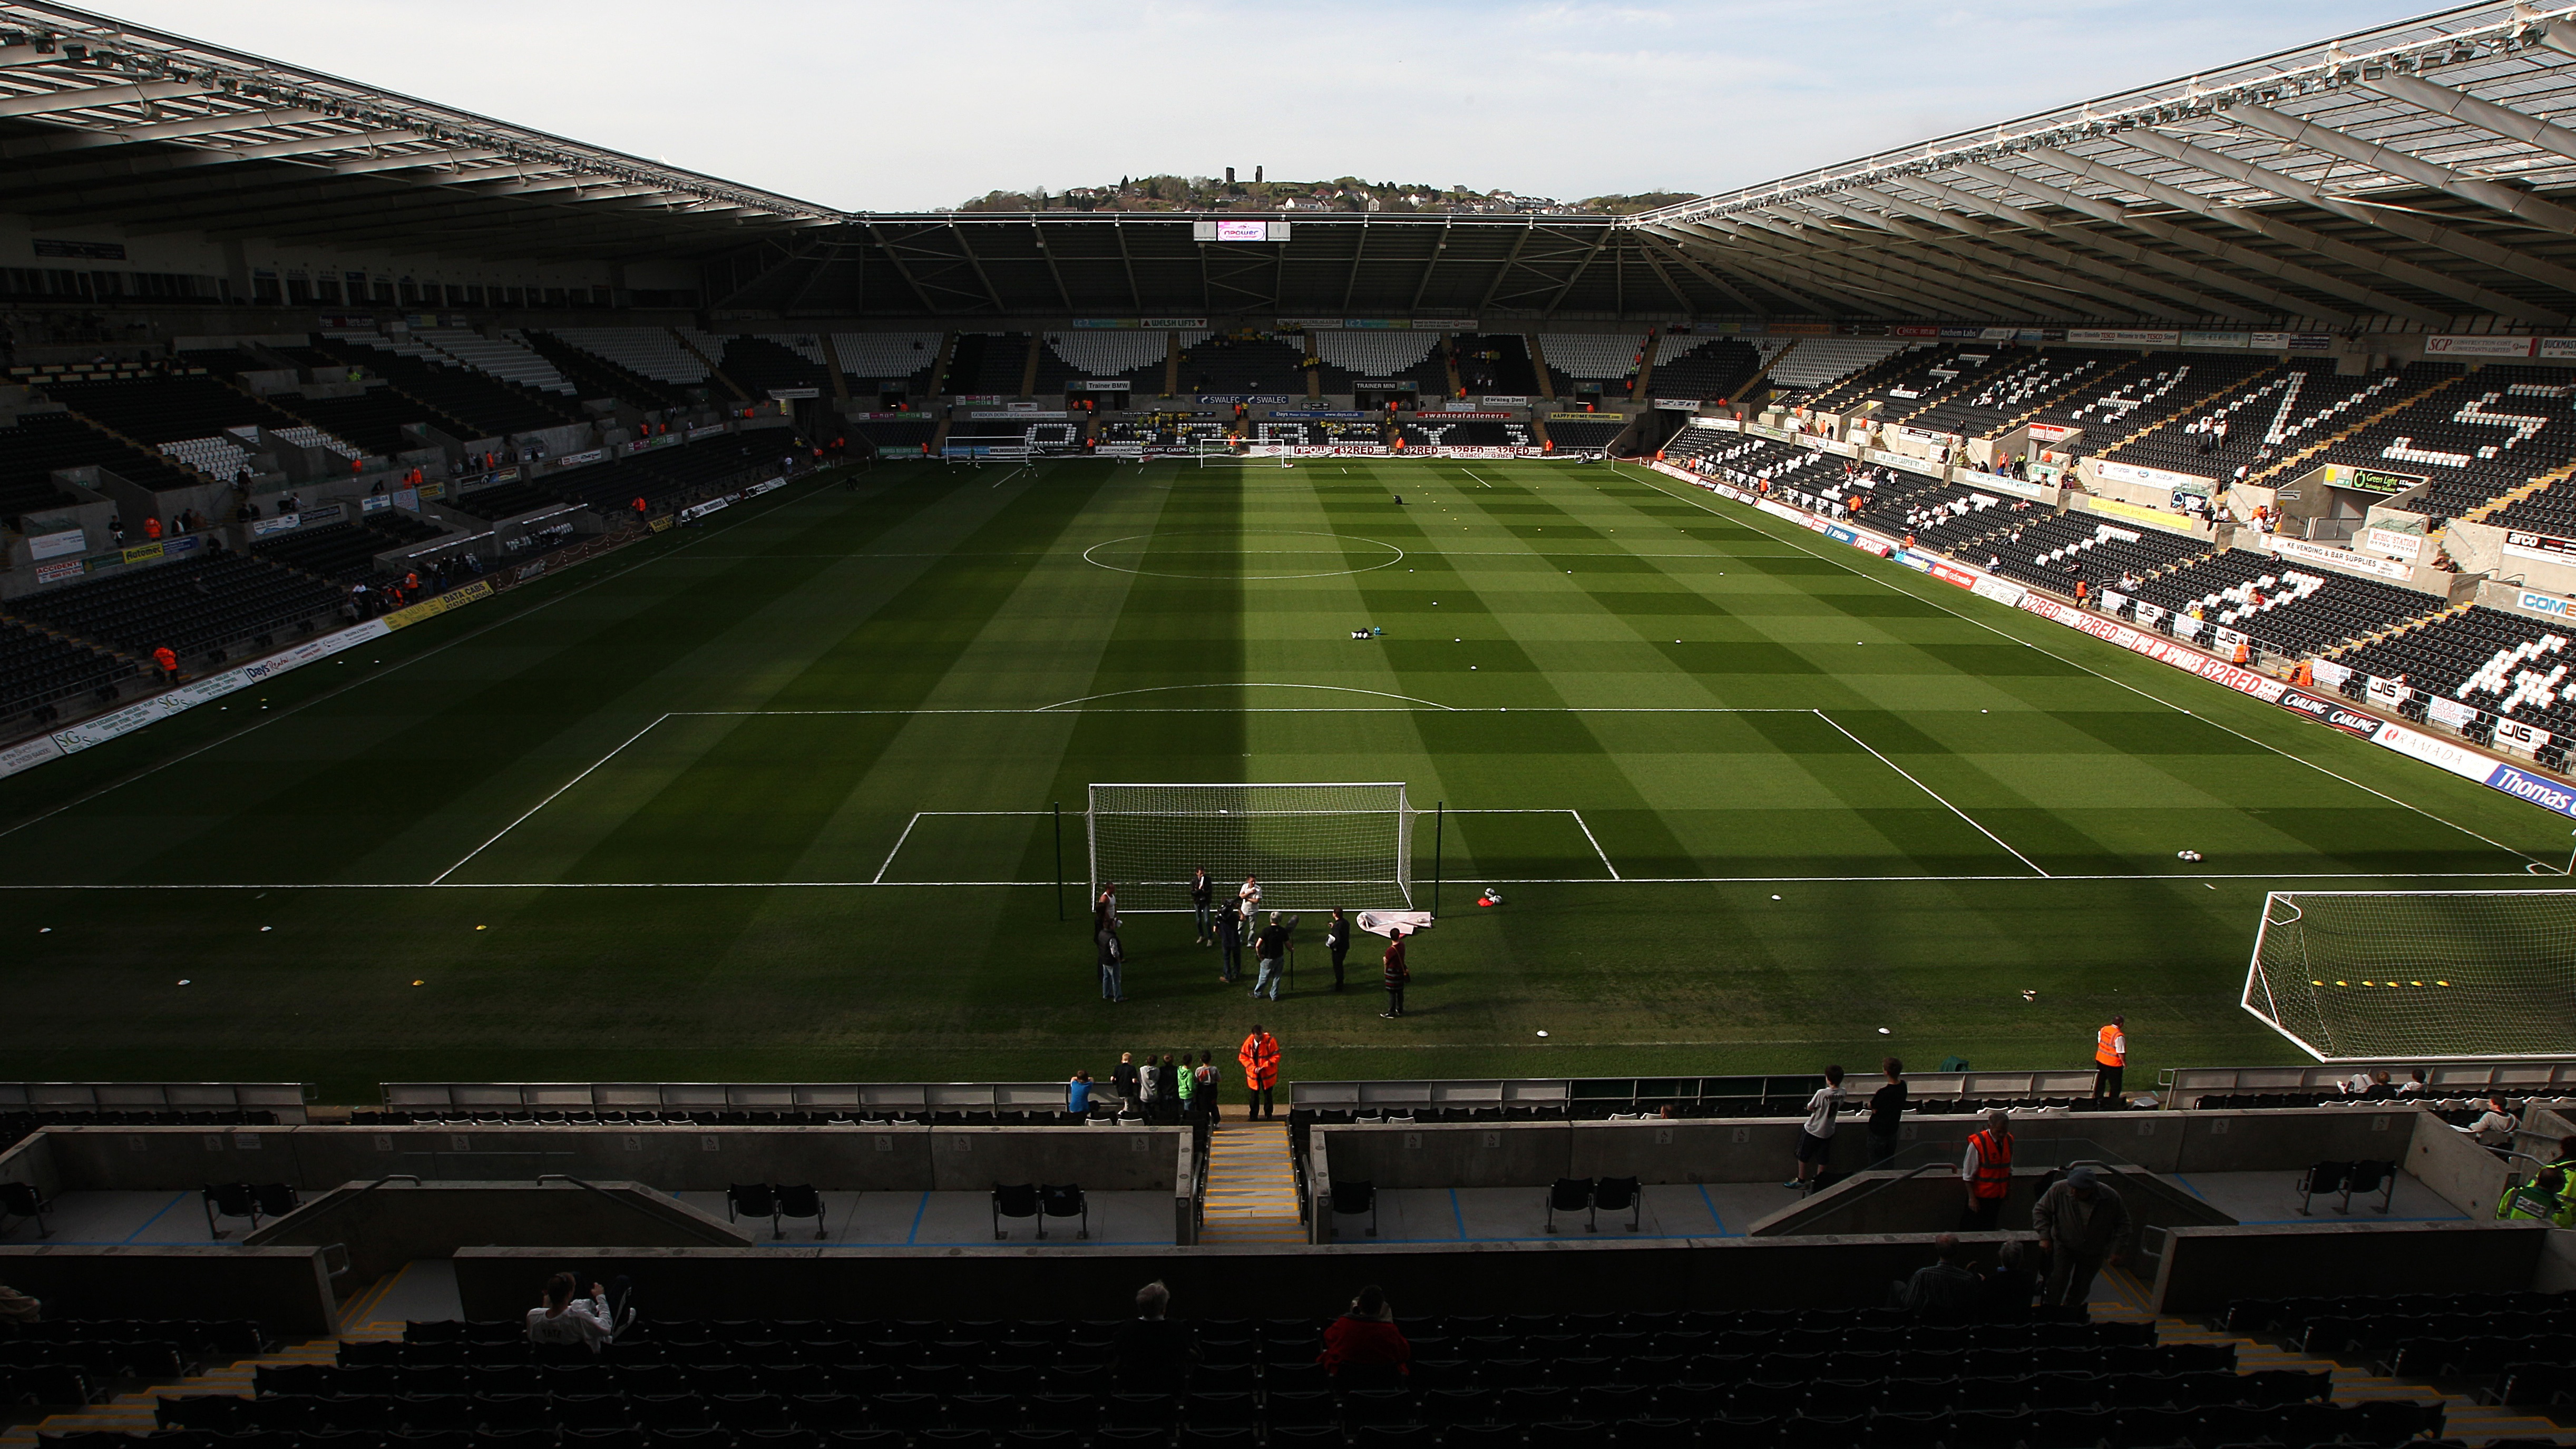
2336;604;2576;741
2035;354;2275;454
420;329;575;395
2121;554;2443;659
0;617;131;722
852;421;937;455
2227;1291;2571;1403
269;389;436;456
6;553;343;659
835;333;948;391
320;338;578;439
346;1107;1077;1128
447;481;570;523
1539;332;1645;394
104;1311;2432;1449
367;510;451;546
1394;421;1529;448
1906;350;2121;439
947;422;1082;457
1;1318;277;1409
173;347;279;377
2305;367;2576;524
1546;419;1626;451
1813;345;1985;414
1664;435;1833;492
44;377;314;451
1766;338;1914;397
719;336;831;395
0;412;132;522
1175;334;1305;394
1312;331;1442;395
1643;338;1769;403
938;334;1028;396
1452;335;1541;397
525;331;699;407
249;519;449;584
549;328;710;386
1975;514;2210;594
1037;331;1184;388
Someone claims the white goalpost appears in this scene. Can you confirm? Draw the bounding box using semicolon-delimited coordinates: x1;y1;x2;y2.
1088;782;1414;912
2242;889;2576;1062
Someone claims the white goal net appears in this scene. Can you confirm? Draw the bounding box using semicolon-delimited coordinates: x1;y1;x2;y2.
2243;889;2576;1062
1088;782;1413;913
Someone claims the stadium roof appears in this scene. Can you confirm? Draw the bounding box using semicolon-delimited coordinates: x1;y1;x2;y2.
6;2;2576;325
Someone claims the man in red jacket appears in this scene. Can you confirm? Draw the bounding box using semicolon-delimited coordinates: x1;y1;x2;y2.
1237;1026;1280;1120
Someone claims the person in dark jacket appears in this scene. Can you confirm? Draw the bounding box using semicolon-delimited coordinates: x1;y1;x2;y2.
1380;930;1410;1018
1111;1281;1194;1389
1976;1238;2036;1321
1326;908;1351;990
1866;1057;1906;1167
1191;868;1215;946
1888;1233;1980;1319
1217;905;1242;984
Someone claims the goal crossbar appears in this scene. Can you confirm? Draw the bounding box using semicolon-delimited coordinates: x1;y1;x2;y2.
1088;781;1414;913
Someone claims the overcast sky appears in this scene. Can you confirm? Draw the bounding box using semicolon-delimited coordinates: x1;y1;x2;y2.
87;0;2437;212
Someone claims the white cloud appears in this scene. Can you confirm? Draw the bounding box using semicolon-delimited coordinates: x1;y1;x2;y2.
80;0;2434;211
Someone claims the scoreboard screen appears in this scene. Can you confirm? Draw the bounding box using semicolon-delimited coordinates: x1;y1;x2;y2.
1194;220;1292;242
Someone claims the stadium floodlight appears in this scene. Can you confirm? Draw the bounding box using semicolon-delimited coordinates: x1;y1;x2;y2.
2242;890;2576;1063
1087;782;1414;913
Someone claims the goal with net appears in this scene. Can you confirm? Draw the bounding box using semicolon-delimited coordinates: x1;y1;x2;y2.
2243;889;2576;1062
1088;782;1414;913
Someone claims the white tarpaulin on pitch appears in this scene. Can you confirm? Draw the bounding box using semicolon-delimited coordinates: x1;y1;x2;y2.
1357;909;1434;938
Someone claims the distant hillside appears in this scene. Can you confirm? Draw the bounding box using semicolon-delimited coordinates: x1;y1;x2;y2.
954;175;1695;217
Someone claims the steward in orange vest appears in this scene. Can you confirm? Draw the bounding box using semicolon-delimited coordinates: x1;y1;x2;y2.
2092;1016;2127;1101
1238;1026;1281;1121
1960;1107;2014;1231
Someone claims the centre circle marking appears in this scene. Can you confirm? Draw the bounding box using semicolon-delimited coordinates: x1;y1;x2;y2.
1082;530;1406;581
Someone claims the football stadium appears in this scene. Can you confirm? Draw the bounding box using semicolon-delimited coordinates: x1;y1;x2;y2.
12;0;2576;1442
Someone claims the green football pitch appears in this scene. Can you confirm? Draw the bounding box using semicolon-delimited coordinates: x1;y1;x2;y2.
2;457;2565;1102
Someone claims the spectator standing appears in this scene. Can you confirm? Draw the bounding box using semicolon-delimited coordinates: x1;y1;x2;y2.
2032;1167;2131;1310
1113;1052;1140;1114
1326;907;1351;990
1317;1285;1409;1382
2091;1016;2127;1100
1239;1025;1281;1119
1158;1054;1183;1123
142;513;161;541
1252;912;1289;1001
1138;1054;1162;1118
1066;1071;1092;1121
1111;1280;1195;1389
1960;1108;2015;1231
1888;1233;1980;1319
1238;875;1262;919
1196;1052;1221;1124
1866;1058;1907;1168
152;645;178;684
1787;1064;1845;1192
1191;867;1214;946
1217;903;1243;984
1380;929;1410;1018
1174;1052;1196;1119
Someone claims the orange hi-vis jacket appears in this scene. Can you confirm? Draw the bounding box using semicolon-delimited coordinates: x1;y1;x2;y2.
1238;1032;1280;1091
1966;1128;2013;1201
2096;1023;2127;1068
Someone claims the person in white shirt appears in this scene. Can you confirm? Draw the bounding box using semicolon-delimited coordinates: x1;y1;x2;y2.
1238;876;1262;917
1785;1064;1846;1193
2396;1070;2428;1096
2461;1097;2519;1154
526;1272;623;1353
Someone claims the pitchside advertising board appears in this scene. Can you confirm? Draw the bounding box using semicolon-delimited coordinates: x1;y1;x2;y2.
1645;455;2576;824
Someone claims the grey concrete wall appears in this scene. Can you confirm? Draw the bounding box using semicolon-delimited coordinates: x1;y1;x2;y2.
34;1124;1183;1195
1747;1166;2231;1240
0;1246;339;1336
2406;1112;2513;1217
246;1180;752;1291
452;1232;2036;1321
1319;1109;2423;1189
2152;1221;2548;1315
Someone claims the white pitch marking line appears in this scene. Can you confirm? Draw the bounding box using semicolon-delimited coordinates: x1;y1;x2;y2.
872;813;925;885
430;713;673;885
1814;709;2051;879
1461;469;1496;489
1613;463;2550;870
1568;807;1621;880
0;870;2539;891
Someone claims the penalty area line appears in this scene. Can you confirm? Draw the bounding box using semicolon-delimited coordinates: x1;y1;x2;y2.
430;713;672;886
1814;709;2050;879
